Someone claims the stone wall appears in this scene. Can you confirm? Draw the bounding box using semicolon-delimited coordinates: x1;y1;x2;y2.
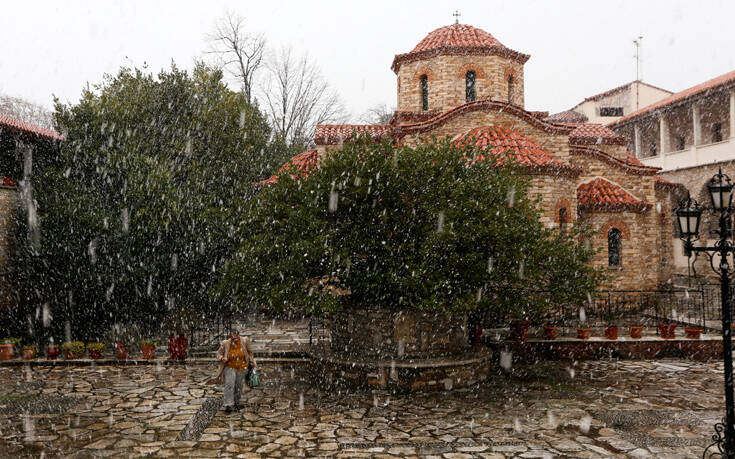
0;187;18;311
396;54;524;113
328;306;468;359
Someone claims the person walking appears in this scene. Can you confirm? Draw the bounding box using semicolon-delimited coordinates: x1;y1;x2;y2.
215;329;256;413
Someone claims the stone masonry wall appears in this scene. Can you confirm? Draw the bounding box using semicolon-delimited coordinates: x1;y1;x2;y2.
329;306;468;359
396;55;525;113
0;187;18;310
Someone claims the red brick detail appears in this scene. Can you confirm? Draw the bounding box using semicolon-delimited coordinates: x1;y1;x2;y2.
570;146;660;176
395;99;574;137
599;218;631;239
392;24;530;72
0;114;63;141
654;175;686;191
315;124;392;145
258;149;319;186
578;178;648;213
554;199;571;223
457;65;484;80
451;125;573;171
413;67;435;82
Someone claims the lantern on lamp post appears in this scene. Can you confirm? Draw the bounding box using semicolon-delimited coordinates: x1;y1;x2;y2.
678;168;735;458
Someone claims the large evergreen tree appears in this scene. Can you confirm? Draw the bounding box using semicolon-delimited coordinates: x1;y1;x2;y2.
9;63;287;341
217;136;602;319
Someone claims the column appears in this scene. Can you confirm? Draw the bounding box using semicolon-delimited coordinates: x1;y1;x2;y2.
634;124;641;157
659;114;668;155
693;103;702;147
729;89;735;139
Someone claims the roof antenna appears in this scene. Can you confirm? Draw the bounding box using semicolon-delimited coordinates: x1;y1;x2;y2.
633;35;643;81
453;10;461;24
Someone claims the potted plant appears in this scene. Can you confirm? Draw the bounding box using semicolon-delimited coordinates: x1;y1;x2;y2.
22;345;37;360
0;338;17;361
46;343;60;360
577;326;592;340
629;325;644;339
115;342;129;360
685;327;704;339
602;311;618;340
653;297;677;339
87;342;106;360
140;339;157;360
61;341;85;359
543;324;559;340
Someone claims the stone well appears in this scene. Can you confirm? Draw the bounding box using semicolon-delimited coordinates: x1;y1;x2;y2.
309;305;492;392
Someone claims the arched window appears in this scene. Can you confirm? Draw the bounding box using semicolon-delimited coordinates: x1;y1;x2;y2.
558;207;568;233
608;228;622;266
507;75;514;103
465;70;476;102
420;75;429;111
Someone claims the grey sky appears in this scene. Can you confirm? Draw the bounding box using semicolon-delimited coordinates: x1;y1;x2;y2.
2;0;734;121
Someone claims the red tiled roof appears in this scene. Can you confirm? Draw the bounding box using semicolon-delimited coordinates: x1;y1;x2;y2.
315;124;392;145
544;110;588;124
391;24;529;72
570;146;660;175
0;114;63;141
258;149;319;185
610;69;735;127
451;125;580;175
577;177;648;213
624;151;645;167
568;123;626;145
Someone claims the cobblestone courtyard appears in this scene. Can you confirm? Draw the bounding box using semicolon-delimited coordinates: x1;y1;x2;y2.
0;359;726;458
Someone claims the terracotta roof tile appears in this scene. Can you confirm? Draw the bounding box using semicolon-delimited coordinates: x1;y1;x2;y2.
654;175;685;190
568;123;626;145
258;149;319;185
610;69;735;126
0;114;63;141
577;177;648;212
451;125;580;175
624;151;645;167
315;124;392;145
544;110;588;124
392;24;529;72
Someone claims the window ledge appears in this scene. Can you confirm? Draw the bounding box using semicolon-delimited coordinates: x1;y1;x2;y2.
607;266;624;271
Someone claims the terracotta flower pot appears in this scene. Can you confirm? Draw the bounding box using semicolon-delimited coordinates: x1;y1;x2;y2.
577;328;591;340
470;325;483;345
543;325;558;340
604;326;619;341
22;348;36;360
685;327;703;339
657;323;678;339
89;349;102;360
64;350;82;360
141;344;156;360
46;346;59;360
116;343;128;361
509;321;530;342
629;326;643;339
0;343;14;361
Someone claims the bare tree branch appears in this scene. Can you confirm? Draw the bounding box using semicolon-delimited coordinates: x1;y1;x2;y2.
206;12;266;104
262;47;347;148
359;103;395;124
0;93;54;130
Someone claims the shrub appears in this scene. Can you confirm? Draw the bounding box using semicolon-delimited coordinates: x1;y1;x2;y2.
140;339;157;347
61;341;85;355
86;342;107;352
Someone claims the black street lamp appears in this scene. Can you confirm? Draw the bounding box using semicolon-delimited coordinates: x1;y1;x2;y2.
676;168;735;458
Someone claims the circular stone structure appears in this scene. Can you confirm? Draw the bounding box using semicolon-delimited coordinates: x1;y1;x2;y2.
309;305;492;392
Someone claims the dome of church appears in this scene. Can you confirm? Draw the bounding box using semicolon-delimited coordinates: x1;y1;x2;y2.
410;24;505;54
392;23;529;72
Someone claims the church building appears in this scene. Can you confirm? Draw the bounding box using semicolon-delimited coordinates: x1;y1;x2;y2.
264;23;686;291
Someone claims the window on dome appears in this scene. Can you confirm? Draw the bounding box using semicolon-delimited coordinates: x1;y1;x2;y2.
420;75;429;111
507;75;514;103
608;228;622;267
465;70;476;102
600;107;624;117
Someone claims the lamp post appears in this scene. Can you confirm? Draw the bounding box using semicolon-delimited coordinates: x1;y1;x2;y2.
676;168;735;458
